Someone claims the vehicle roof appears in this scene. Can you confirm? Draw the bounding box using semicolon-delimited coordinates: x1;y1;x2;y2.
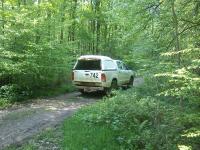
78;55;113;60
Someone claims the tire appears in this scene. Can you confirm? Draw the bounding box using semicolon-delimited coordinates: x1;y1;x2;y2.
104;79;118;95
128;77;134;88
79;89;85;95
111;79;118;89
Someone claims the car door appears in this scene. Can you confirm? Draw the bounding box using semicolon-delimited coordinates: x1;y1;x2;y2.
121;62;132;84
116;61;127;85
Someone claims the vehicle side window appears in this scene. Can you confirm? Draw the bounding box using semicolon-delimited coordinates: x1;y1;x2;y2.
102;60;116;70
122;62;129;70
117;61;123;70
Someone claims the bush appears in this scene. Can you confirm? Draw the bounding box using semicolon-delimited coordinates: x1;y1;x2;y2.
0;98;11;109
76;89;183;149
0;84;30;102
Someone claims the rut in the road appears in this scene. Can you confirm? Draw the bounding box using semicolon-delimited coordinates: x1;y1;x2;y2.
0;92;102;149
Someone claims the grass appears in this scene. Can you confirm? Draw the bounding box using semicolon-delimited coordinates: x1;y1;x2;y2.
57;86;200;149
63;117;119;150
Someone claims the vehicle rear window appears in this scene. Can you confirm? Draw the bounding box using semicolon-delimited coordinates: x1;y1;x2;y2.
75;59;101;70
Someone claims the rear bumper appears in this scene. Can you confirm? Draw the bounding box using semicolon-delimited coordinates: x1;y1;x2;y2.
73;81;109;92
73;81;110;87
76;86;104;92
73;81;102;86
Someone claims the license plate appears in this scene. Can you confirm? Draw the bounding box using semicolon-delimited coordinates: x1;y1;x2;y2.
90;73;99;78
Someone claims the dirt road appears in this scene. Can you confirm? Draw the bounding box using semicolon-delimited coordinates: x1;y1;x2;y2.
0;77;144;149
0;92;103;149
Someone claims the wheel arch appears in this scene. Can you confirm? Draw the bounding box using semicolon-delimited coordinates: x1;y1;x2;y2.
111;78;118;86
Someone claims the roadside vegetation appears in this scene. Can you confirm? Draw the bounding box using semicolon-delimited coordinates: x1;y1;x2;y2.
62;85;200;149
1;0;200;149
7;78;200;149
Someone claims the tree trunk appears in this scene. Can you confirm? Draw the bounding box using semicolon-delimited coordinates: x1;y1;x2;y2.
47;10;51;42
95;0;101;54
1;0;4;47
60;0;67;44
35;0;41;44
23;0;26;5
68;0;77;42
60;16;64;44
171;0;181;66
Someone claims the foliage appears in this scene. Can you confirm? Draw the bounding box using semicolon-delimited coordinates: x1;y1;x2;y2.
0;0;199;105
0;0;199;150
77;90;181;149
154;48;200;104
0;98;10;109
63;118;119;150
0;0;76;104
60;82;199;149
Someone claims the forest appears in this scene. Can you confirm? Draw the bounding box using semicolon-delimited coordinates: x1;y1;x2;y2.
0;0;200;149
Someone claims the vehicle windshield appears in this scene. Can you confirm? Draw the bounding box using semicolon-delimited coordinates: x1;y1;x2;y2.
75;59;101;70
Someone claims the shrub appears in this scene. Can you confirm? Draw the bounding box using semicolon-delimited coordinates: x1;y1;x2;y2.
76;89;183;149
0;98;10;109
0;84;30;101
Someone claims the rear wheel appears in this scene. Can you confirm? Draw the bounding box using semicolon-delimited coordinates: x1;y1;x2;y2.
128;76;134;88
104;79;118;95
111;80;118;89
79;89;85;95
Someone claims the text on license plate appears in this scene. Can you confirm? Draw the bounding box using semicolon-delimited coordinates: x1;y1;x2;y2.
89;73;99;78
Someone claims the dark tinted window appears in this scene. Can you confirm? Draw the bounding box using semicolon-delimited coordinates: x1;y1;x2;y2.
75;59;101;70
117;61;123;70
122;63;129;70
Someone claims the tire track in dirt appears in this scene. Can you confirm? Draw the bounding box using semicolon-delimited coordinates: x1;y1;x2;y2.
0;92;102;149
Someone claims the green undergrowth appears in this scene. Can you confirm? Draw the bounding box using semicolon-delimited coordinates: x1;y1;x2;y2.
63;80;200;149
33;83;75;98
63;118;119;149
0;98;11;109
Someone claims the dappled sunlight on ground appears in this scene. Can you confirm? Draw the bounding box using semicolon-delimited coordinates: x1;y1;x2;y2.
182;130;200;138
0;91;102;149
179;128;200;150
178;145;192;150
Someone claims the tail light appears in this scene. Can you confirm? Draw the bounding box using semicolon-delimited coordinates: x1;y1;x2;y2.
101;73;106;82
72;72;74;81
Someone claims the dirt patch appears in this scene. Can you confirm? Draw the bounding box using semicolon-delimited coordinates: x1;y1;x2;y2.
133;77;144;87
0;92;102;149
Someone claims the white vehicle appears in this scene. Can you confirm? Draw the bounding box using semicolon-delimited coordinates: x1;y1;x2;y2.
72;55;135;94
